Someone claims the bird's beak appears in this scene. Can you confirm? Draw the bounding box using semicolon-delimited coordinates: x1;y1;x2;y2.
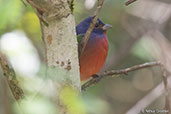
102;24;112;30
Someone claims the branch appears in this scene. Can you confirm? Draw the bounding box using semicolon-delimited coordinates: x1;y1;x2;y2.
125;0;137;6
82;61;161;90
162;67;171;111
79;0;105;57
21;0;27;7
0;52;24;100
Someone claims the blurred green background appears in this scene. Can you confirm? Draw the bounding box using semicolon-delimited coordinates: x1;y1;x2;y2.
0;0;171;114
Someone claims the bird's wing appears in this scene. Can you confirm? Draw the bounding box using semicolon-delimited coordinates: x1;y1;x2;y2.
77;34;85;58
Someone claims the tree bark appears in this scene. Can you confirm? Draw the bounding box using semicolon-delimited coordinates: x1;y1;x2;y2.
42;14;80;89
27;0;80;113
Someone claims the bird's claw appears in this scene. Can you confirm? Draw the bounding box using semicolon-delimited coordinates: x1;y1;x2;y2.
92;74;101;83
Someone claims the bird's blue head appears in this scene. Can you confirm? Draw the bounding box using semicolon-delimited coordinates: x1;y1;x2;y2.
76;16;112;35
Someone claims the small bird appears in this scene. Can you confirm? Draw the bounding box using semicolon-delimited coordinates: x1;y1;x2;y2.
76;17;111;81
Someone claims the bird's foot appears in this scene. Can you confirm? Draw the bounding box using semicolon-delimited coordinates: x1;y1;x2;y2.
92;74;101;84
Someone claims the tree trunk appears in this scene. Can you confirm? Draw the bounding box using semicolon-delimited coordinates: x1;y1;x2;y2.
41;11;80;90
27;0;80;113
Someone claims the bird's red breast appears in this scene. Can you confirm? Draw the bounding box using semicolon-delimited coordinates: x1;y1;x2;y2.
79;33;108;81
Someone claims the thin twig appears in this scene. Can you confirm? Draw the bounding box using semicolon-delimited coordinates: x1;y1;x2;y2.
82;61;161;90
79;0;105;57
161;66;170;112
0;52;24;100
26;0;46;14
21;0;27;7
125;0;137;6
26;0;48;26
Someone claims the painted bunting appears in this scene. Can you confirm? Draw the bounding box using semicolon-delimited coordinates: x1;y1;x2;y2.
76;17;111;81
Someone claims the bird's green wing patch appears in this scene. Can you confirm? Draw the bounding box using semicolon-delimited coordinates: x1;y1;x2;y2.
77;34;84;43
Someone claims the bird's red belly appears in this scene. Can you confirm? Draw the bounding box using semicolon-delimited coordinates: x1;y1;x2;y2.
79;38;108;81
